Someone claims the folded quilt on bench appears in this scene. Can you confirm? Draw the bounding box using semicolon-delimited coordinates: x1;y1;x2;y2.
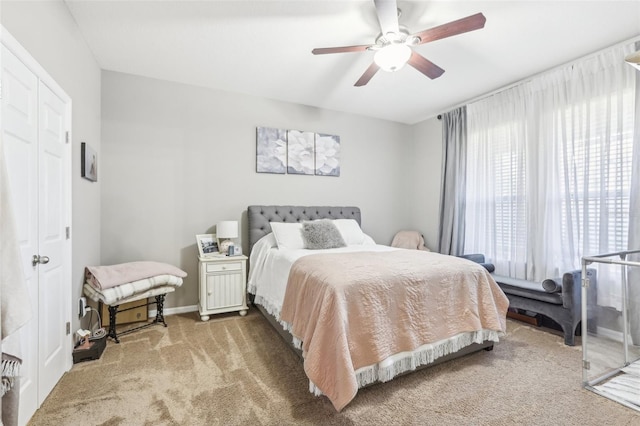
85;261;187;290
84;274;184;306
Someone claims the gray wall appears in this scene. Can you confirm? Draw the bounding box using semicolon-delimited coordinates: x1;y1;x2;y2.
2;1;446;315
408;117;443;251
101;71;420;308
2;1;102;332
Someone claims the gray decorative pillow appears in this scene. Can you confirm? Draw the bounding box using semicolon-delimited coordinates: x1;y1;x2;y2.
301;219;347;250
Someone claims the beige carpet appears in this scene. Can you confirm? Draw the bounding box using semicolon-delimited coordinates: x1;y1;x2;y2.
28;309;640;426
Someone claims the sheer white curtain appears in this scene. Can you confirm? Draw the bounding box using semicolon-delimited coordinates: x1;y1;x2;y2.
628;47;640;342
465;42;636;309
465;86;528;277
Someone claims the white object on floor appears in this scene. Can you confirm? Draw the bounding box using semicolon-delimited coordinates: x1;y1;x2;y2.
594;358;640;408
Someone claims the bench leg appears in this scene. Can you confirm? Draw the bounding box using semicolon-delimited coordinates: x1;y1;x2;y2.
153;294;167;327
108;304;120;343
563;323;576;346
96;300;120;343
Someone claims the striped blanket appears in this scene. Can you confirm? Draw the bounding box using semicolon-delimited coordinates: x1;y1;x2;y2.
85;261;187;290
83;274;184;305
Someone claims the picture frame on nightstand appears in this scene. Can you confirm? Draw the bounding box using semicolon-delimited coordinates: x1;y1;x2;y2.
196;234;219;257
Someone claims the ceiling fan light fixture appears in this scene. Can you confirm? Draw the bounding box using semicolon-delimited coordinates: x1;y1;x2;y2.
374;43;411;72
312;1;487;86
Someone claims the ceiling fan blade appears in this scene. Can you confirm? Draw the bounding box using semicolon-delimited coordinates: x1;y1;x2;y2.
374;0;399;35
407;52;445;79
312;45;371;55
413;12;486;45
355;62;380;87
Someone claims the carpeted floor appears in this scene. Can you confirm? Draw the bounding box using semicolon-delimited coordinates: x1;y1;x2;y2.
28;309;640;426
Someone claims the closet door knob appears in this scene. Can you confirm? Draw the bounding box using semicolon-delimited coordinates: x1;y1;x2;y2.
32;255;50;266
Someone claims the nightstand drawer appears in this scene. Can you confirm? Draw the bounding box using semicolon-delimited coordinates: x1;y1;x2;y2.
206;262;242;273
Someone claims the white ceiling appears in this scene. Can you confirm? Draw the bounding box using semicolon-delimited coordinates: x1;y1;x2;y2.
64;0;640;124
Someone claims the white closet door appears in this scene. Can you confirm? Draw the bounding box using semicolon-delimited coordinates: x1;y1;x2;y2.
1;44;39;422
2;40;71;425
37;81;68;402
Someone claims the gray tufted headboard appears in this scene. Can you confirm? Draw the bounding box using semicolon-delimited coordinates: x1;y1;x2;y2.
247;205;361;252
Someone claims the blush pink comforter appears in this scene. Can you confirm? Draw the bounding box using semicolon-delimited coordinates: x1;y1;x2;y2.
279;250;508;411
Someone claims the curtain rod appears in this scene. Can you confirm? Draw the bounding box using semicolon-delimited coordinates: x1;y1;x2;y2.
436;33;640;120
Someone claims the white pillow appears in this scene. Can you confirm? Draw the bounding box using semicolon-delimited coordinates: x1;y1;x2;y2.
333;219;366;245
269;222;304;250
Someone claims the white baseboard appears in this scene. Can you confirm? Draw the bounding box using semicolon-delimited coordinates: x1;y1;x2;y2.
596;325;624;343
149;304;198;318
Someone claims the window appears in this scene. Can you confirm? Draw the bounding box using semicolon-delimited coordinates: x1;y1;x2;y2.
558;95;634;260
463;43;636;302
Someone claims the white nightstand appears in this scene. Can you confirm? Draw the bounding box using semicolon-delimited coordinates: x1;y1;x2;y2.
198;254;248;321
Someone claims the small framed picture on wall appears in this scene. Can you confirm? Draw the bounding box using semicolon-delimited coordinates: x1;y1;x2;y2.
81;142;98;182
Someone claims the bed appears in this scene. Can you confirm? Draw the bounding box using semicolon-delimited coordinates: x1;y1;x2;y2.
247;205;508;411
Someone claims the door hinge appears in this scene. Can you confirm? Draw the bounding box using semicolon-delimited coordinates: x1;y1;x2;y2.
65;131;70;144
583;360;590;370
66;322;71;335
66;226;70;239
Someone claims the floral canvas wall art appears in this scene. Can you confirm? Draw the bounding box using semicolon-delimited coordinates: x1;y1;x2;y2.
256;127;286;174
256;126;340;177
287;130;315;175
315;133;340;176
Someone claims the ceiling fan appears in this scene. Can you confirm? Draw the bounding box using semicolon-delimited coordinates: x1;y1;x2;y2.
311;0;486;86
